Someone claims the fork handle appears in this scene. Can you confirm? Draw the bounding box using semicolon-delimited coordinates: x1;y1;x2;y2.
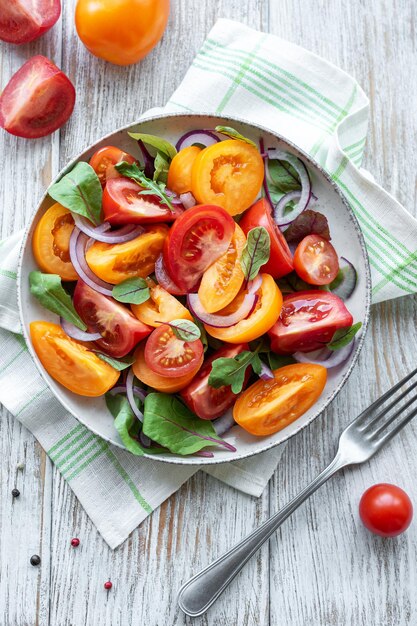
178;452;347;617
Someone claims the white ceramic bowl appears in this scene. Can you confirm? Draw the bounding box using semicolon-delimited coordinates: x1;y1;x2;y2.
17;113;371;465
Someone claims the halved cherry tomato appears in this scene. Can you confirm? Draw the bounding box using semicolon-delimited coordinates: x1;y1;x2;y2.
163;205;235;292
191;140;264;216
359;484;413;537
239;198;294;278
32;203;78;281
198;224;246;313
268;291;353;354
133;343;203;393
144;323;204;377
233;363;327;436
0;56;75;139
205;274;283;344
86;224;168;284
181;343;250;420
131;281;192;327
73;280;151;357
293;234;339;285
167;146;201;194
0;0;61;44
30;321;119;397
103;178;183;225
89;146;136;186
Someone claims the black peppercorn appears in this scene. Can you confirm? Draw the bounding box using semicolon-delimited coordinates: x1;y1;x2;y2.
11;488;20;498
30;555;41;566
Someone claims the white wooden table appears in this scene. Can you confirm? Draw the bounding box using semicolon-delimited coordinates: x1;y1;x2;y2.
1;1;417;624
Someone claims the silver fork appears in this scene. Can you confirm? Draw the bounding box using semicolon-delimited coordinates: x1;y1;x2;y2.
178;367;417;617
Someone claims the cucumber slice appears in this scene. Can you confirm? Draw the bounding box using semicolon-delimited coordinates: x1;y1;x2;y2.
330;257;357;299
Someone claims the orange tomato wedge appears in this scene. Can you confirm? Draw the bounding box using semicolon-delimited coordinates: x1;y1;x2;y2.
32;203;78;281
132;343;203;393
167;145;201;194
131;281;192;327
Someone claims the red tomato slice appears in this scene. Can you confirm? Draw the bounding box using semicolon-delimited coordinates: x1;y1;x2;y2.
180;343;250;420
163;204;235;292
102;177;183;225
239;198;294;278
89;146;136;186
144;324;204;378
73;280;151;357
0;0;61;44
294;234;339;285
268;290;353;354
0;56;75;139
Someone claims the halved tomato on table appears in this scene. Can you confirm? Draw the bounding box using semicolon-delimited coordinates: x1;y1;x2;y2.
32;203;77;281
233;363;327;436
167;146;201;194
144;324;204;378
293;234;339;285
30;321;119;397
131;282;192;327
73;280;151;357
89;146;136;186
239;198;294;278
133;343;203;393
0;0;61;44
181;343;250;420
268;291;353;354
163;204;235;292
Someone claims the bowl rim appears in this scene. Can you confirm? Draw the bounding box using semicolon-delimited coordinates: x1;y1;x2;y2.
17;111;372;466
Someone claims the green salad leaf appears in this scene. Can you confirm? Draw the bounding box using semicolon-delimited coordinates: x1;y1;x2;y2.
128;132;177;160
208;350;263;394
96;354;136;371
267;352;296;370
168;319;201;342
193;318;208;352
328;322;362;351
106;393;163;456
48;161;102;226
266;158;301;208
29;271;87;331
240;226;270;282
153;151;170;184
115;161;174;210
112;277;150;305
214;125;257;147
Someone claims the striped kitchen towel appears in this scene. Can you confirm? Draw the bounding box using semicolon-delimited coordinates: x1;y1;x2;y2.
1;18;417;549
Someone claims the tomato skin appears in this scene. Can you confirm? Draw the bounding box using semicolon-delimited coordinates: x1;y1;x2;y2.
0;56;75;139
144;324;204;377
89;146;136;186
131;282;192;327
205;274;283;344
293;234;339;285
103;178;183;225
30;321;119;397
359;484;413;537
233;363;327;436
268;291;353;354
239;198;294;278
32;203;78;281
167;146;201;194
133;343;203;393
75;0;170;66
191;140;264;216
180;343;250;420
163;204;235;292
73;280;151;357
0;0;61;44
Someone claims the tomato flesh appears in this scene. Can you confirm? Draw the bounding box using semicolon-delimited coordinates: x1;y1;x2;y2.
32;203;77;281
0;55;75;139
294;234;339;285
133;343;203;393
89;146;136;186
0;0;61;44
268;291;353;354
73;280;151;357
167;146;201;194
359;484;413;537
144;324;204;378
131;281;192;327
181;343;250;420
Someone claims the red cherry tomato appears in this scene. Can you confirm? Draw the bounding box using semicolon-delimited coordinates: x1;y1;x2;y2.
102;177;183;225
144;324;204;377
0;56;75;139
268;290;353;354
180;343;250;420
73;280;151;357
0;0;61;44
89;146;136;186
294;234;339;285
359;484;413;537
239;198;294;279
163;205;235;292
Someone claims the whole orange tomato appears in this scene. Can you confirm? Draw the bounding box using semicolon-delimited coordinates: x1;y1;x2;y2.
75;0;170;66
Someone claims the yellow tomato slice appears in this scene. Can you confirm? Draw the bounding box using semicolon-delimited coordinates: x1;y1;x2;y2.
85;224;168;284
30;321;119;397
167;146;201;194
204;274;282;343
133;343;203;393
233;363;327;436
131;282;193;327
32;203;78;281
191;139;264;215
198;223;246;313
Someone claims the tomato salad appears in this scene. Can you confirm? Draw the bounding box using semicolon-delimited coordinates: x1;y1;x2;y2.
28;126;362;458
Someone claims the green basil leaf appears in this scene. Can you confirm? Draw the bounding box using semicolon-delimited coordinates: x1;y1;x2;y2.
327;322;362;351
29;271;87;331
48;162;102;226
143;393;231;455
208;350;255;394
115;162;174;210
96;354;136;371
168;319;201;342
128;132;177;159
153;152;170;184
106;393;163;456
112;277;150;305
214;125;257;147
240;226;270;282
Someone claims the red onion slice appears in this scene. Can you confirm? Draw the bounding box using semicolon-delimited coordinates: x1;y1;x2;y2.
293;340;356;368
72;214;145;243
212;410;236;436
138;139;155;179
176;129;219;151
194;450;215;458
274;190;302;225
155;254;186;295
60;317;102;341
259;362;274;380
126;368;144;422
179;192;197;209
139;431;152;448
247;274;263;294
188;293;257;328
109;384;148;402
69;228;114;296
